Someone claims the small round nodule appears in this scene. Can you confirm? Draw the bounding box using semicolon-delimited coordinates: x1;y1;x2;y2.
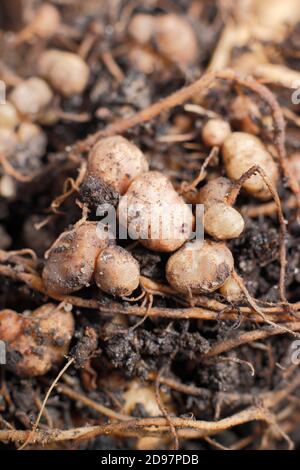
43;222;110;295
0;127;18;155
118;171;194;252
230;95;260;135
18;122;44;142
17;122;47;159
219;275;243;302
80;135;149;208
154;14;198;66
0;309;22;342
289;153;300;183
128;13;198;66
202;119;231;147
166;240;234;295
204;203;245;240
128;45;163;74
223;132;279;200
32;3;61;38
128;13;155;44
10;77;53;119
0;304;74;377
38;49;89;97
196;177;233;208
0;102;19;128
95;246;140;297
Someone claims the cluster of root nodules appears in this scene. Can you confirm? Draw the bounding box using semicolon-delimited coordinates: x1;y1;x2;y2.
1;0;300;452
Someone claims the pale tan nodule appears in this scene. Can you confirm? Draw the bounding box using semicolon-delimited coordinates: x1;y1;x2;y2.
129;13;198;66
202;119;231;147
38;49;89;96
42;222;110;295
94;245;140;297
219;275;243;302
118;171;194;252
196;177;234;208
0;304;74;377
10;77;53;119
204;203;245;240
80;135;149;207
223;132;279;200
166;240;234;295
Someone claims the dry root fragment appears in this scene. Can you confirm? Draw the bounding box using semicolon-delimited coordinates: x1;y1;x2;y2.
0;303;74;377
166;240;234;295
228;164;287;302
0;406;273;445
80;135;149;208
9;77;53;121
94;245;140;297
38;49;89;97
43;221;110;295
118;171;193;252
223;132;279;200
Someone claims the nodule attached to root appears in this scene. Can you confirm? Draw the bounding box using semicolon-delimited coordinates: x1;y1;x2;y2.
94;245;140;297
0;304;74;377
204;202;245;240
197;177;245;240
0;102;19;129
30;3;61;39
42;222;111;295
219;275;243;302
118;171;194;252
9;77;53;121
197;176;234;208
230;95;261;135
222;132;279;200
129;13;198;66
80;135;149;208
166;240;234;295
38;49;89;97
202;119;231;147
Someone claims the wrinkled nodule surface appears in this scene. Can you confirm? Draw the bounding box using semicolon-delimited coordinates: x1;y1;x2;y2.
166;240;234;294
43;222;110;295
0;304;74;377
